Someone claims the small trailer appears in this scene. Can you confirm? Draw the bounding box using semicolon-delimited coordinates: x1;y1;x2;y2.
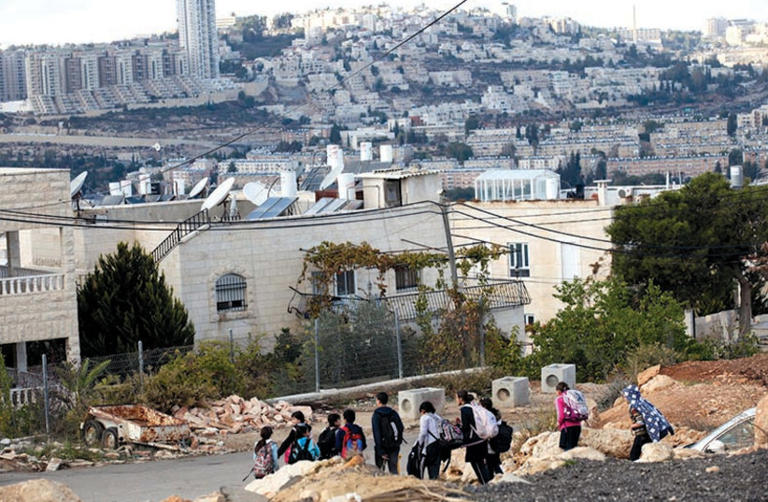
80;405;191;450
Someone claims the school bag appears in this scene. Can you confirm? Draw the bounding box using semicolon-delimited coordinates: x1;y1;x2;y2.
468;402;499;440
252;441;274;478
317;427;337;459
432;416;464;450
563;389;590;421
340;425;364;459
406;442;423;479
378;413;400;453
288;438;314;464
489;421;513;453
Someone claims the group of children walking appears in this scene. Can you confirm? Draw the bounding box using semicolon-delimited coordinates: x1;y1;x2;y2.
249;382;675;482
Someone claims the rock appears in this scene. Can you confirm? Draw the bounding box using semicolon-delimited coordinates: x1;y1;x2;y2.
637;364;662;386
706;465;720;473
192;492;225;502
637;442;673;463
579;428;634;459
245;458;341;498
0;438;10;447
558;446;606;462
641;375;678;394
161;497;189;502
584;398;600;427
672;447;704;460
45;457;62;472
0;479;82;502
489;472;532;484
755;393;768;449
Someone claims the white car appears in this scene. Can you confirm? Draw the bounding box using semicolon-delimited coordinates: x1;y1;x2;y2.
687;408;756;453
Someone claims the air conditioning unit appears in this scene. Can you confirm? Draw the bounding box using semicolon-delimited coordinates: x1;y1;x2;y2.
540;364;576;393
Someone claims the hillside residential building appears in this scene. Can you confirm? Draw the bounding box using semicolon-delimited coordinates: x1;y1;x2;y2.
177;0;220;79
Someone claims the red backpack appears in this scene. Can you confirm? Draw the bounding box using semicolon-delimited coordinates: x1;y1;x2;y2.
340;425;363;459
252;440;274;479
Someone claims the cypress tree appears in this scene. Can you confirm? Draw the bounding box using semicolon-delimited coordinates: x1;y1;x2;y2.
77;242;194;357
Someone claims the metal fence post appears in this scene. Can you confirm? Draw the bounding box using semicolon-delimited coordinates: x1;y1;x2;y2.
229;329;235;363
138;340;144;390
41;354;50;437
394;310;403;379
314;318;320;392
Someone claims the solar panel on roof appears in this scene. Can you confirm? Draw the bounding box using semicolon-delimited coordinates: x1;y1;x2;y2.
159;194;175;202
341;199;363;210
125;196;144;204
99;195;125;206
303;197;335;216
145;194;161;203
317;198;347;214
260;197;297;219
245;197;282;220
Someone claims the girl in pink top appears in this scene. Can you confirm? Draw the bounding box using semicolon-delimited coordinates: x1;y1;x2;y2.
555;382;581;450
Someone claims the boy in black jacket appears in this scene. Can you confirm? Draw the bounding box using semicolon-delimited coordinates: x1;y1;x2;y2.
372;392;404;474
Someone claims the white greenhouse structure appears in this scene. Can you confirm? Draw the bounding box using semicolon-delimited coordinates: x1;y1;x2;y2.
474;169;560;202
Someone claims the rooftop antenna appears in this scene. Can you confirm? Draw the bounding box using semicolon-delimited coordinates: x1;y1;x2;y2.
70;171;88;217
201;176;235;220
188;177;209;199
243;181;269;206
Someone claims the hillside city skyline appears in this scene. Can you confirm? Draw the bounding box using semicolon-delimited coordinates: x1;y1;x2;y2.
0;0;766;47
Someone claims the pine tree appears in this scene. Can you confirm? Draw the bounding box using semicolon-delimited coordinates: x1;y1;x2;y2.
77;242;194;357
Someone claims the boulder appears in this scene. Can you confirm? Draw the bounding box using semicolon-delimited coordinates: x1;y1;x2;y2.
755;393;768;449
637;442;673;463
517;446;605;476
584;397;600;427
45;457;62;472
558;446;606;462
637;364;661;386
579;427;634;459
193;493;225;502
640;375;677;394
0;479;82;502
672;447;705;460
245;458;342;498
489;472;532;485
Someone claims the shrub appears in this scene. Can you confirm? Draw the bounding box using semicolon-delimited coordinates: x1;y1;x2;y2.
621;342;678;378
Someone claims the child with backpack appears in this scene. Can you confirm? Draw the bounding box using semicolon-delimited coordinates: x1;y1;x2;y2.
318;413;341;460
416;401;442;480
335;409;367;459
480;398;509;475
278;410;307;461
555;382;587;451
251;426;279;479
456;390;492;484
372;392;404;474
287;424;320;464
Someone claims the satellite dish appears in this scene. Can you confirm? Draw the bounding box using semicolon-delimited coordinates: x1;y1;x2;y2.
319;166;343;191
188;178;209;199
70;171;88;198
153;143;162;152
243;181;269;205
201;177;235;211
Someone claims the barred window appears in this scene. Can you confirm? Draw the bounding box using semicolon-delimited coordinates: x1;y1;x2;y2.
215;274;247;312
395;266;420;291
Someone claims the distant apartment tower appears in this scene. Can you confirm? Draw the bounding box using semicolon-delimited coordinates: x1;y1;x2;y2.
177;0;220;79
505;4;517;22
0;50;28;102
25;52;64;97
705;17;728;38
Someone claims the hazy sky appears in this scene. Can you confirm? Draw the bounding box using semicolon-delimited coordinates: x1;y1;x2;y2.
0;0;766;47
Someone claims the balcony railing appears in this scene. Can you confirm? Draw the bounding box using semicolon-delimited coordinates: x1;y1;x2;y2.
0;273;65;296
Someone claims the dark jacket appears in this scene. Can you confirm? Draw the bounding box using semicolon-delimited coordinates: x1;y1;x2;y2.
460;404;487;463
335;423;367;454
277;423;305;457
372;406;405;455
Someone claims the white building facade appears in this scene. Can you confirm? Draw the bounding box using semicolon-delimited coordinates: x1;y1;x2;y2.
177;0;220;79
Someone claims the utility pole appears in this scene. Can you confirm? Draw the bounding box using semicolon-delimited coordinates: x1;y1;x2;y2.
440;203;458;288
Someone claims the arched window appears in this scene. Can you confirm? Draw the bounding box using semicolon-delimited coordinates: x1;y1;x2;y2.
215;274;247;312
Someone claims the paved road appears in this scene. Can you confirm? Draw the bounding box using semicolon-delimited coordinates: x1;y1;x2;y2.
0;430;422;502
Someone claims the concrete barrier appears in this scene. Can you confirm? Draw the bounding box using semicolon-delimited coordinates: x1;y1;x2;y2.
492;376;530;407
541;364;576;393
398;387;445;421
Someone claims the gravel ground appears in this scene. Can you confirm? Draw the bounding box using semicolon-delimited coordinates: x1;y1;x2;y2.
468;450;768;502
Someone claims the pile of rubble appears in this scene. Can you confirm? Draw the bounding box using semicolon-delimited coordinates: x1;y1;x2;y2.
173;395;313;436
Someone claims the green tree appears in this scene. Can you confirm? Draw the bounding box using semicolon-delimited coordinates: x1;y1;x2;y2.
78;242;195;357
727;112;738;136
329;124;342;144
443;142;474;162
607;173;768;332
465;116;480;136
524;278;687;381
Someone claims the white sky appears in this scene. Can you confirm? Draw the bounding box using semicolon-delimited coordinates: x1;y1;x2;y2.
0;0;766;47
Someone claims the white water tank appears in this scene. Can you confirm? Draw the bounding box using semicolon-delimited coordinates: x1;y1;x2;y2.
173;178;185;196
360;141;373;161
545;178;560;200
380;144;393;163
327;144;342;171
109;182;123;196
730;165;743;188
337;173;356;200
281;170;297;197
138;173;151;195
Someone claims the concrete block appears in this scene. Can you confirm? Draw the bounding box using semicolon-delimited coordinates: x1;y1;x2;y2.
398;387;445;421
492;377;530;407
541;364;576;393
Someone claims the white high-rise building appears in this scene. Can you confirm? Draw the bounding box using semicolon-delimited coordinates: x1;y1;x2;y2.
177;0;220;79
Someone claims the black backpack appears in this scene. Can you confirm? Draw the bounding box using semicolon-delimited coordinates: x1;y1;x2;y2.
379;413;400;453
489;421;513;454
317;427;337;459
406;442;422;479
289;439;314;464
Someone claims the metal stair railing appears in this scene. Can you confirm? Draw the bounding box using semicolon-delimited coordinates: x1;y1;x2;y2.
151;209;210;263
